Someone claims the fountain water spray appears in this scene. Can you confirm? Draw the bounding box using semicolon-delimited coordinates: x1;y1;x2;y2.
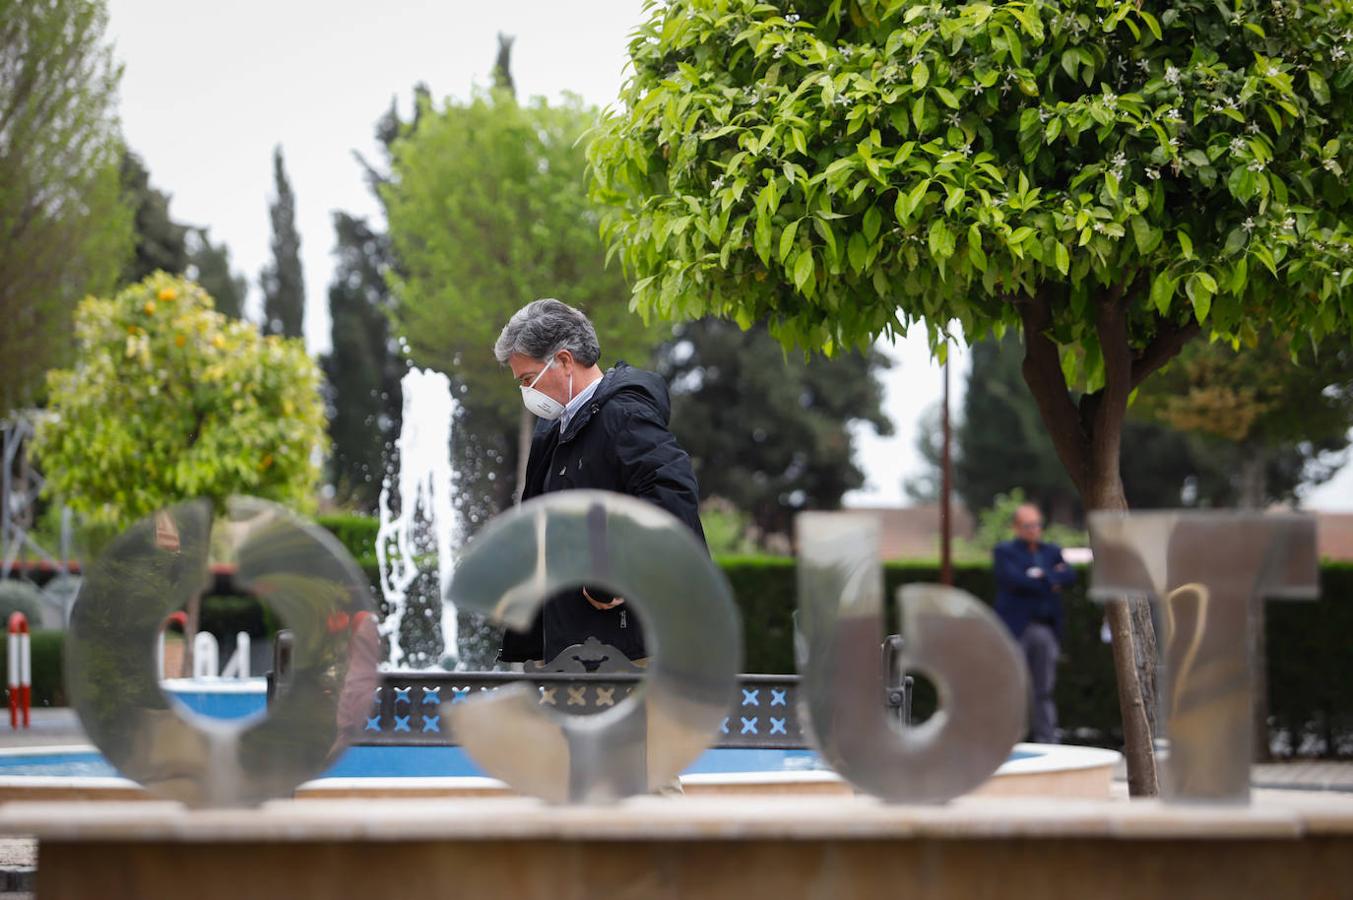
376;368;461;670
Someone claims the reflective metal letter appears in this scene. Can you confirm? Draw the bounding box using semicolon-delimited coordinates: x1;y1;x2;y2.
446;490;741;803
67;497;378;807
795;513;1028;803
1089;512;1317;803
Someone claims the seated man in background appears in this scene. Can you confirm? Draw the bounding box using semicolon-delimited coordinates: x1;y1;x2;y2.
493;298;705;666
993;503;1076;744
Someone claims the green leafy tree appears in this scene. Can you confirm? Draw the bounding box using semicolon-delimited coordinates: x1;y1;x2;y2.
589;0;1353;794
32;272;327;530
911;331;1324;517
954;333;1083;521
656;317;892;540
119;151;189;285
119;153;246;317
383;83;658;511
354;83;432;198
322;213;405;513
909;392;1235;511
699;497;759;554
960;487;1087;560
322;85;433;517
186;227;248;319
1137;336;1352;507
261;145;305;339
0;0;134;416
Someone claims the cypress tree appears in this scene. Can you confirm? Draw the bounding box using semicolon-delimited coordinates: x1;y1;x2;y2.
260;145;305;339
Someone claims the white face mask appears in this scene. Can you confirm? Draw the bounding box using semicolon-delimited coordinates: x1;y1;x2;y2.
521;357;572;421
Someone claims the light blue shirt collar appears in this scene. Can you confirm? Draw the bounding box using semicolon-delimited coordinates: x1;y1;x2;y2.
560;376;602;434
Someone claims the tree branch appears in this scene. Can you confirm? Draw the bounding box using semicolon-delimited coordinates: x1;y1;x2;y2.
1014;286;1091;496
1130;317;1201;391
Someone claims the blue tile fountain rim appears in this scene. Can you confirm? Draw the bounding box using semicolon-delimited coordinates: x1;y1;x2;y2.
0;745;1040;780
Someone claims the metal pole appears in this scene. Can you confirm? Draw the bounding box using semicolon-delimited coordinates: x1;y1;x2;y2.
940;350;953;587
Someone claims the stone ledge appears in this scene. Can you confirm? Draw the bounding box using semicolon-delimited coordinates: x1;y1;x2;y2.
5;794;1352;843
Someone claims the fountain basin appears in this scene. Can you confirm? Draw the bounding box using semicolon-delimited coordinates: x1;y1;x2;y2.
6;792;1351;900
162;676;268;720
0;742;1119;801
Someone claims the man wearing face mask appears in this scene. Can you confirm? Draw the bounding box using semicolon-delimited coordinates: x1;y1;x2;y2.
493;298;706;665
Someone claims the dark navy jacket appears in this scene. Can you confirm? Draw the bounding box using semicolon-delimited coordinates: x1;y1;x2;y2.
499;363;706;663
992;539;1076;639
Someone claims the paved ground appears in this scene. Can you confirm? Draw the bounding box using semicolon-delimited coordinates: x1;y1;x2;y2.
0;841;32;869
1109;753;1353;793
0;709;82;749
0;838;34;898
1252;761;1353;792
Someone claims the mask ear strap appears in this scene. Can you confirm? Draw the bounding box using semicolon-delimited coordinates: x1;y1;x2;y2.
527;357;555;390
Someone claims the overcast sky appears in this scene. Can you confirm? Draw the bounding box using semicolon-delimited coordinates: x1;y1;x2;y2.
104;0;1350;511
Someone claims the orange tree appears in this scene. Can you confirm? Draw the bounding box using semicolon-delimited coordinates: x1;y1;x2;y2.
588;0;1353;793
32;272;326;532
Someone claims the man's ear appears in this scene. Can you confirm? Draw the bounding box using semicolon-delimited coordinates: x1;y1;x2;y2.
556;349;576;372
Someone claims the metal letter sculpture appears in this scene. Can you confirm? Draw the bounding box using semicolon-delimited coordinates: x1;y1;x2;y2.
445;490;742;803
69;495;1311;808
795;513;1029;802
66;497;378;807
1089;512;1317;803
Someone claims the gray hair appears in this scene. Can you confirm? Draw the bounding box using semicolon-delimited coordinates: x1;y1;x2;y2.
493;298;601;366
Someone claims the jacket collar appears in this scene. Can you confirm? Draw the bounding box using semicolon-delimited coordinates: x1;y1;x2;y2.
554;367;618;444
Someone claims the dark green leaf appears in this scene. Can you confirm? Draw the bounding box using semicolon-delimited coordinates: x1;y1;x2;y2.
862;205;882;242
778;219;800;263
793;248;815;291
848;231;868;273
1185;273;1213;322
928;219;954;259
1309;70;1330;105
1138;9;1162;40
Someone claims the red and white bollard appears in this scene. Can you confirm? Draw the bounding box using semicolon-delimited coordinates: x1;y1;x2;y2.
7;612;29;729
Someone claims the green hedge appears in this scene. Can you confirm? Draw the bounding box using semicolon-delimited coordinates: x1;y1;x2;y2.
23;541;1353;755
192;514;379;637
349;550;1348;751
198;596;280;639
721;557;1353;752
721;558;1118;735
0;630;65;707
1268;563;1353;755
316;514;380;561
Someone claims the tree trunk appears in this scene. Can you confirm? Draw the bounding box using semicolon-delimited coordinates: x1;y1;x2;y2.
1086;473;1160;799
1238;445;1272;762
1015;284;1198;798
514;407;533;506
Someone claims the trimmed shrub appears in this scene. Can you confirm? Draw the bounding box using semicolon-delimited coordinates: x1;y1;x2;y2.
0;630;65;707
198;595;278;639
1267;563;1353;757
0;581;47;627
718;557;1347;751
317;514;379;561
